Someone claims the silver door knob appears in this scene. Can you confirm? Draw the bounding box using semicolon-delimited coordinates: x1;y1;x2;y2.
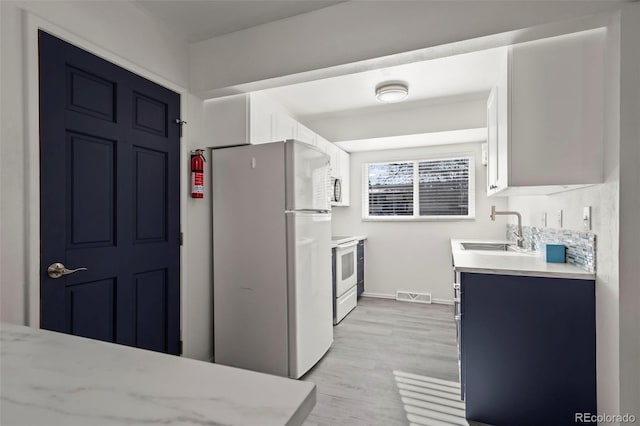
47;262;88;279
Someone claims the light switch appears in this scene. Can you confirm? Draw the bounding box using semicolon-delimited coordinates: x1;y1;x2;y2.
540;212;547;227
583;206;592;230
556;209;563;228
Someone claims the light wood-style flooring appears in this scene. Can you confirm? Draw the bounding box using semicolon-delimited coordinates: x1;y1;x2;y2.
302;297;461;426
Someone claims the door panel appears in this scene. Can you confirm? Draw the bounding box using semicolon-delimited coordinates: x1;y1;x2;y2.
287;212;333;378
133;147;167;243
67;278;116;341
67;132;116;247
134;269;168;352
285;142;331;211
66;65;117;122
39;31;180;355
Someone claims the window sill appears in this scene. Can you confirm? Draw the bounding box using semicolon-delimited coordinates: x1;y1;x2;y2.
361;216;476;222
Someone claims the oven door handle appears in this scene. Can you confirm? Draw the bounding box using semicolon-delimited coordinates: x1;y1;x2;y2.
336;241;358;250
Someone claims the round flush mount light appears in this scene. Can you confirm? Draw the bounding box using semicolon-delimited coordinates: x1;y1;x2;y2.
375;81;409;103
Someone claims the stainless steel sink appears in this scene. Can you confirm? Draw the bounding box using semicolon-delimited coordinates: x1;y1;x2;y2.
460;242;510;251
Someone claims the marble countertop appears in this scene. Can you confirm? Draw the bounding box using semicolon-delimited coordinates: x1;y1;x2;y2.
0;323;315;426
330;235;367;248
451;239;595;280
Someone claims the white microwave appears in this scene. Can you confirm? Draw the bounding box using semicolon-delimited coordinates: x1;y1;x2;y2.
330;177;342;203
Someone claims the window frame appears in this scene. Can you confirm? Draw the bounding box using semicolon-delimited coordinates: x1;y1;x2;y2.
362;154;476;221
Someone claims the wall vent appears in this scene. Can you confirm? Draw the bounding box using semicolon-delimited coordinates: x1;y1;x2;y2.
396;291;432;304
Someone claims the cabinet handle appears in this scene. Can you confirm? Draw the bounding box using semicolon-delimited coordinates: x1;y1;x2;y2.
489;185;498;189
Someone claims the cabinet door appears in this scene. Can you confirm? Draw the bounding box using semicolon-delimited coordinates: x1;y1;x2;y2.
338;149;350;206
509;32;604;186
249;93;274;144
495;57;509;191
486;86;499;195
203;94;250;147
331;248;337;322
326;144;340;178
316;135;329;153
274;112;296;142
461;273;596;425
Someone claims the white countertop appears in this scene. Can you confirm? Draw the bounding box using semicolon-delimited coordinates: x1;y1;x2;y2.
0;323;315;426
451;239;595;280
330;235;367;248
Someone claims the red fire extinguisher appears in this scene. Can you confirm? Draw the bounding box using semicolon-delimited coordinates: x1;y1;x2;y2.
191;149;205;198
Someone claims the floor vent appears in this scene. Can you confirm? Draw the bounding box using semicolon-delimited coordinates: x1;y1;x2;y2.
396;291;432;304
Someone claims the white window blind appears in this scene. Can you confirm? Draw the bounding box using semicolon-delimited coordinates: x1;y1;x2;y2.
418;158;470;216
364;156;474;220
367;162;413;216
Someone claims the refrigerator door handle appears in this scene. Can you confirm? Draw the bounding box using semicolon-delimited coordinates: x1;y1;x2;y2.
286;209;330;214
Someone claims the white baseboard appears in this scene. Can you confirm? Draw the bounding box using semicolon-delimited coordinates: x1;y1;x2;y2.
361;291;395;299
362;292;454;305
432;298;454;305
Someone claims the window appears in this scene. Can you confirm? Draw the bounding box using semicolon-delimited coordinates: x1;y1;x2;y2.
363;156;475;220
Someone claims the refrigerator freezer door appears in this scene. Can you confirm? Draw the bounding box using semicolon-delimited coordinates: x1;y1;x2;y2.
285;141;331;212
286;212;333;378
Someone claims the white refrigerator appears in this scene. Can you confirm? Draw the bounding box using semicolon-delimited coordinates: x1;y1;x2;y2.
212;140;333;379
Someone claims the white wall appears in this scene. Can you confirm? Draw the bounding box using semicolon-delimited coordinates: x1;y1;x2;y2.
1;2;27;325
331;142;507;303
303;96;487;143
618;3;640;418
189;1;620;97
507;11;623;420
0;1;212;362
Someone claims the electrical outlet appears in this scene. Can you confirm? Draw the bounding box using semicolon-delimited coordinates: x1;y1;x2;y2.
540;212;547;227
583;206;592;230
556;209;563;228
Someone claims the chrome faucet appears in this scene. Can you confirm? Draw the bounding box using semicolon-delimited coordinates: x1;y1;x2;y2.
490;205;524;248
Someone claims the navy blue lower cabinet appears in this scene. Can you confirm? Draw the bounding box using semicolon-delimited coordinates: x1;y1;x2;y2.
356;240;365;297
331;247;337;322
460;272;596;426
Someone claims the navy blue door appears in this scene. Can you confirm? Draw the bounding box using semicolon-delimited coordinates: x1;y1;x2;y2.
39;31;181;355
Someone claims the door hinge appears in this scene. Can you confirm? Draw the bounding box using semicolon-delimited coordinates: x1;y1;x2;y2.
175;118;187;137
179;340;183;355
179;232;184;246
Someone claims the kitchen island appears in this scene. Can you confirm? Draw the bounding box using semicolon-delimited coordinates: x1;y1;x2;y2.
0;323;315;426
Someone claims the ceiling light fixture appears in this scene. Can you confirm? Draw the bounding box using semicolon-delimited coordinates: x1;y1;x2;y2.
375;81;409;103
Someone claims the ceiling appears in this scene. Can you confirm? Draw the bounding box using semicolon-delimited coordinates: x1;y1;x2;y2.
134;0;343;43
262;46;507;120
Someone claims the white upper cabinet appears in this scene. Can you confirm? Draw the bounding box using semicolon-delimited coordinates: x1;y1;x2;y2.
315;135;329;153
248;92;275;145
295;122;317;147
203;92;351;205
273;111;297;142
486;86;499;195
487;29;605;196
338;149;350;206
324;143;350;207
204;92;276;147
